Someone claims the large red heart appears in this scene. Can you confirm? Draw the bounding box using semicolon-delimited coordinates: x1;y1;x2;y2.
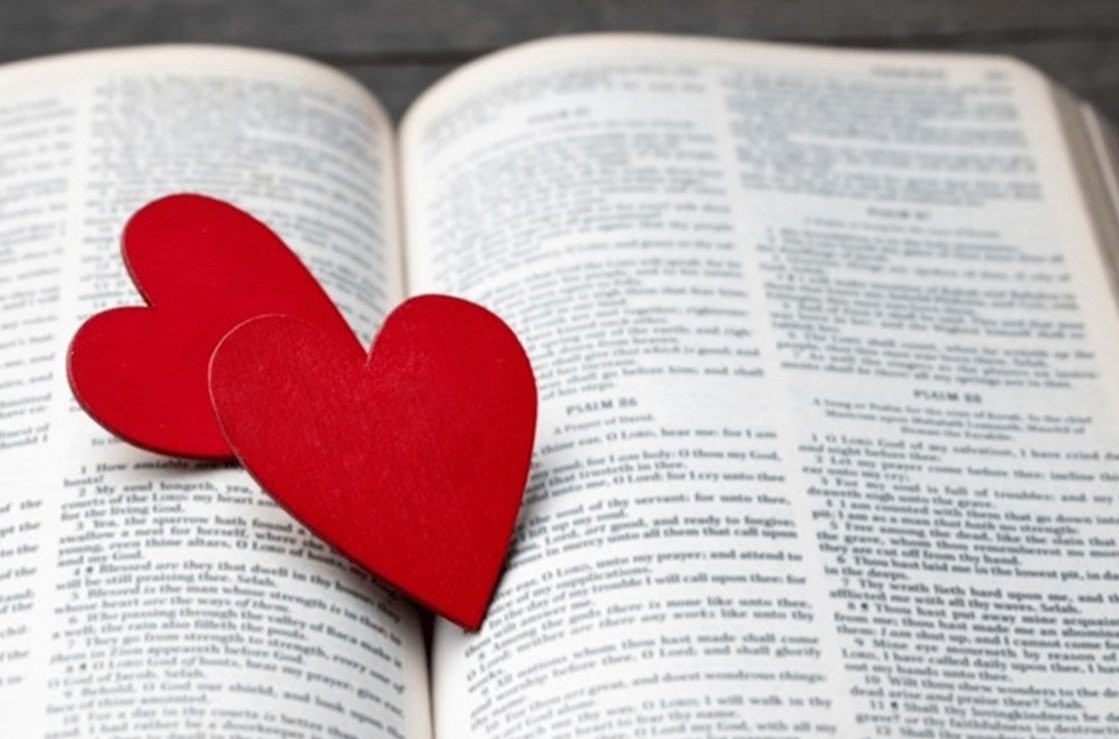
208;296;537;629
67;194;352;458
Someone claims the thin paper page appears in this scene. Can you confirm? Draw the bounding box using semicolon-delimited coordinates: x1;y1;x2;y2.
0;47;427;738
401;35;1119;738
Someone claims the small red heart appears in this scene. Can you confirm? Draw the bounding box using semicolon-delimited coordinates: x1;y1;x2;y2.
208;296;537;629
68;194;352;458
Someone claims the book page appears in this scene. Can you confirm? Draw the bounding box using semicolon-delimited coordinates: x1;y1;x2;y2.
0;47;429;738
400;35;1119;738
1075;102;1119;304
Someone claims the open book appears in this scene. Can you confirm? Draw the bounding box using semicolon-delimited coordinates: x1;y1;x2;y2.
3;33;1119;738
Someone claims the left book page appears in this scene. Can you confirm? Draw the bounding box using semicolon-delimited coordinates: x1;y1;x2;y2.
0;47;430;738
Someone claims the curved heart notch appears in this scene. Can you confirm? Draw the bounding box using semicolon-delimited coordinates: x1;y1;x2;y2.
67;194;353;458
209;296;537;629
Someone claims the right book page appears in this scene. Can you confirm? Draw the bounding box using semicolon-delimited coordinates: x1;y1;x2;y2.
400;34;1119;738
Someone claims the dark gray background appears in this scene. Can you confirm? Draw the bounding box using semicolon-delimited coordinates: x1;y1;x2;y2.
3;1;1117;121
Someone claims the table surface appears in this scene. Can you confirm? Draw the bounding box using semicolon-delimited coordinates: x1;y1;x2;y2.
3;1;1118;123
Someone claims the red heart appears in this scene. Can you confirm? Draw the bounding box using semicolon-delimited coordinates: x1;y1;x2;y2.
208;296;537;629
67;194;352;458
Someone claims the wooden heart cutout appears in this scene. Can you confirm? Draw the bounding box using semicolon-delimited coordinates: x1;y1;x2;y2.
208;295;537;629
67;194;353;458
